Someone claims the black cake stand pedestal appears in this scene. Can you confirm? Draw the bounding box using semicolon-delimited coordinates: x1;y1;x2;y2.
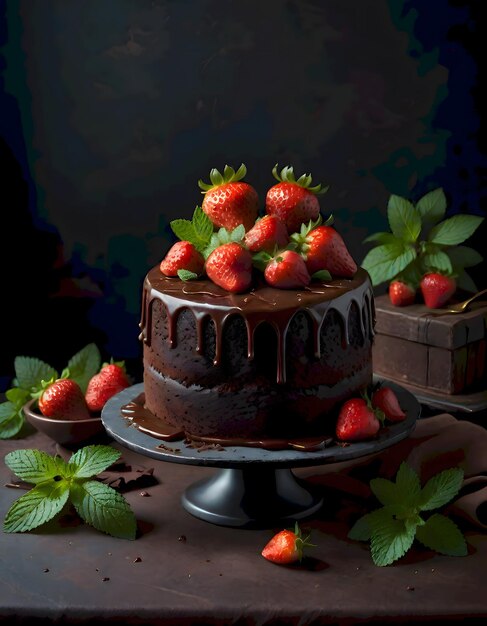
102;383;420;529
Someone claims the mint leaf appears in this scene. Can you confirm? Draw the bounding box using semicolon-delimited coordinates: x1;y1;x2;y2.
348;514;372;541
348;508;393;542
0;402;24;439
387;195;422;243
397;260;422;289
456;269;478;293
192;206;213;248
3;479;69;533
69;445;121;479
370;516;415;566
5;449;68;484
6;387;30;407
446;245;483;270
66;343;101;393
361;244;417;286
363;232;399;245
418;467;464;511
14;357;57;392
170;218;194;242
422;250;453;274
416;188;446;224
370;477;401;507
171;210;214;253
396;462;421;507
428;215;483;246
177;269;198;281
415;514;467;556
70;480;137;539
311;270;332;281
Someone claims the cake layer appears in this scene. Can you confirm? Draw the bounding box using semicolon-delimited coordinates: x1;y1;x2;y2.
143;364;372;438
140;266;374;439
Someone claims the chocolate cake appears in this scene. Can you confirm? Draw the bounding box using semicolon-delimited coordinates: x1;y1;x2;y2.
139;266;374;442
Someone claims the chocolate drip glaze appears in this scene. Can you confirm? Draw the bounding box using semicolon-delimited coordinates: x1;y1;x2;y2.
139;267;373;384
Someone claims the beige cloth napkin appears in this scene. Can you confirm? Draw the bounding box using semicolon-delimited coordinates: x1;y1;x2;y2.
297;414;487;530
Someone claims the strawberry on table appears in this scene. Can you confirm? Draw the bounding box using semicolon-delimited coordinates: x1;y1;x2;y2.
205;242;253;293
389;280;416;307
198;164;258;232
264;250;311;289
335;397;381;442
371;386;406;422
261;522;315;565
266;164;329;234
160;241;205;277
38;379;91;421
420;273;456;309
85;362;130;413
244;215;289;253
292;221;357;278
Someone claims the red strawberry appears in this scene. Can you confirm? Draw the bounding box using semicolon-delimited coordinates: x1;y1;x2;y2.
293;224;357;278
160;241;205;277
206;242;253;293
85;363;130;413
420;273;456;309
335;398;381;442
389;280;416;306
371;386;406;422
261;522;314;565
266;164;328;234
244;215;289;253
38;379;91;421
264;250;311;289
198;164;258;231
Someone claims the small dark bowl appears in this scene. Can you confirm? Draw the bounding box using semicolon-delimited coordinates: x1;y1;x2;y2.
23;399;107;447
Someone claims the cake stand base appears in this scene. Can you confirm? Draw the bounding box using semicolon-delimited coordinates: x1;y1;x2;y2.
181;467;323;528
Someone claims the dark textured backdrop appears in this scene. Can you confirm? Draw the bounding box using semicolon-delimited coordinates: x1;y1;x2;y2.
1;0;486;387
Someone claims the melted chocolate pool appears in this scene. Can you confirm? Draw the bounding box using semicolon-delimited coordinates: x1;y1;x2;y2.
121;393;335;452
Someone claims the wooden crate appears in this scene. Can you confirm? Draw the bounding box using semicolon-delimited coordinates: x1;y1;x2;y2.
372;295;487;394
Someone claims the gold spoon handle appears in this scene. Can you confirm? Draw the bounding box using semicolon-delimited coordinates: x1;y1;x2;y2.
462;288;487;308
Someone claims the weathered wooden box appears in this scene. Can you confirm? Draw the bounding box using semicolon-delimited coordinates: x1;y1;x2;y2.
373;294;487;395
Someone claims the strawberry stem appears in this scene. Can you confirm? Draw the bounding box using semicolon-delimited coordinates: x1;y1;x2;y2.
198;163;247;192
272;164;329;195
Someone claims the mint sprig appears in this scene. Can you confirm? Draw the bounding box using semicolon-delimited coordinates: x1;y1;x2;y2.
0;343;102;440
170;205;214;253
348;462;467;566
4;445;137;539
65;343;101;393
362;188;483;290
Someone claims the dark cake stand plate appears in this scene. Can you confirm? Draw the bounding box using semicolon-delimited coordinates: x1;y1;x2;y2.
102;382;420;529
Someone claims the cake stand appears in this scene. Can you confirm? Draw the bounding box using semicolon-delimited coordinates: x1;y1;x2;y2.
102;382;420;529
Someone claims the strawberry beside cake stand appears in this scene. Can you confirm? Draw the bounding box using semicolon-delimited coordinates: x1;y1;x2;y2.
102;382;420;529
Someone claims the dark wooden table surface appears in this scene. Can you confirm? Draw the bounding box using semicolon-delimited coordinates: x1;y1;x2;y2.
1;414;486;626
